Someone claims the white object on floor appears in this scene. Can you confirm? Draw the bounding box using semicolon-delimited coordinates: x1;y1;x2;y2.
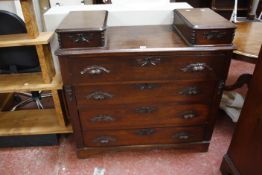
220;91;245;122
93;167;105;175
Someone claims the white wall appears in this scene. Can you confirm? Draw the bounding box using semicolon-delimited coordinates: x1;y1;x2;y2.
0;0;42;31
0;0;24;20
0;1;16;13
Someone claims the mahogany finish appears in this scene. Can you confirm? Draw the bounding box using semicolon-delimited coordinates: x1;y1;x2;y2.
56;10;234;158
220;46;262;175
173;8;236;46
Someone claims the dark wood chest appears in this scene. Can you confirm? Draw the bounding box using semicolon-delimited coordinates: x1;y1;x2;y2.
56;10;234;158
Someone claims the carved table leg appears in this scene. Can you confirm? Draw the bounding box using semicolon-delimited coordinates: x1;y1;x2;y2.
224;74;253;91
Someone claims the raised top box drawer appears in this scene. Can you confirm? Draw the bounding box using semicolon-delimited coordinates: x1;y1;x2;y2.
56;11;108;48
173;8;236;46
61;53;230;85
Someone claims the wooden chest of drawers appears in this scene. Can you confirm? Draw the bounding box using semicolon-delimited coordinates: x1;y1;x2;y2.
56;11;234;158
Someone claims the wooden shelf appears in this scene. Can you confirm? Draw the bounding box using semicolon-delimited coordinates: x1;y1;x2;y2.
0;0;68;138
0;109;72;136
0;73;62;93
0;32;54;48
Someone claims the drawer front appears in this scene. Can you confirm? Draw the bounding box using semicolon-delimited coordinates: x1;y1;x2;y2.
79;104;209;130
58;31;105;48
67;54;229;84
74;81;216;106
195;29;235;45
83;126;204;147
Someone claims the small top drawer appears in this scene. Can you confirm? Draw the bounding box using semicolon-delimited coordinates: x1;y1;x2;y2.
56;11;108;49
58;31;106;48
62;53;230;85
173;8;236;46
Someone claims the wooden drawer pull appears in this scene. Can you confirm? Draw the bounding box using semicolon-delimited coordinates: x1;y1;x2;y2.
136;57;161;67
135;128;155;136
136;83;159;90
69;33;91;43
86;91;113;100
135;106;157;114
80;65;110;75
203;31;227;40
174;132;190;140
179;87;200;95
90;115;115;122
180;111;197;119
181;63;213;72
93;136;116;144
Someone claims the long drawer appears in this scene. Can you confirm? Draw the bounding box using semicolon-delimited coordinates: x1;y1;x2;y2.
83;126;204;147
79;103;209;130
66;54;229;84
74;81;216;106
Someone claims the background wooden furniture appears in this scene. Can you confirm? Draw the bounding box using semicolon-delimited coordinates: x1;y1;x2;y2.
171;0;210;7
233;22;262;64
221;22;262;173
220;45;262;175
211;0;249;19
0;0;72;138
93;0;111;4
225;22;262;90
171;0;261;19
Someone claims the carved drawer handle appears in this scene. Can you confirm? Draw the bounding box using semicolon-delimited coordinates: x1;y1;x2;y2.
203;31;227;40
136;57;161;67
181;63;213;72
80;65;110;75
174;132;190;140
69;33;92;43
93;136;116;144
179;87;200;96
90;115;115;122
135;128;155;136
180;111;197;119
136;83;159;90
86;91;113;100
135;106;157;114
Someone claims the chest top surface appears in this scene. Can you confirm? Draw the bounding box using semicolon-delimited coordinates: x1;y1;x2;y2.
55;10;234;56
56;10;108;32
